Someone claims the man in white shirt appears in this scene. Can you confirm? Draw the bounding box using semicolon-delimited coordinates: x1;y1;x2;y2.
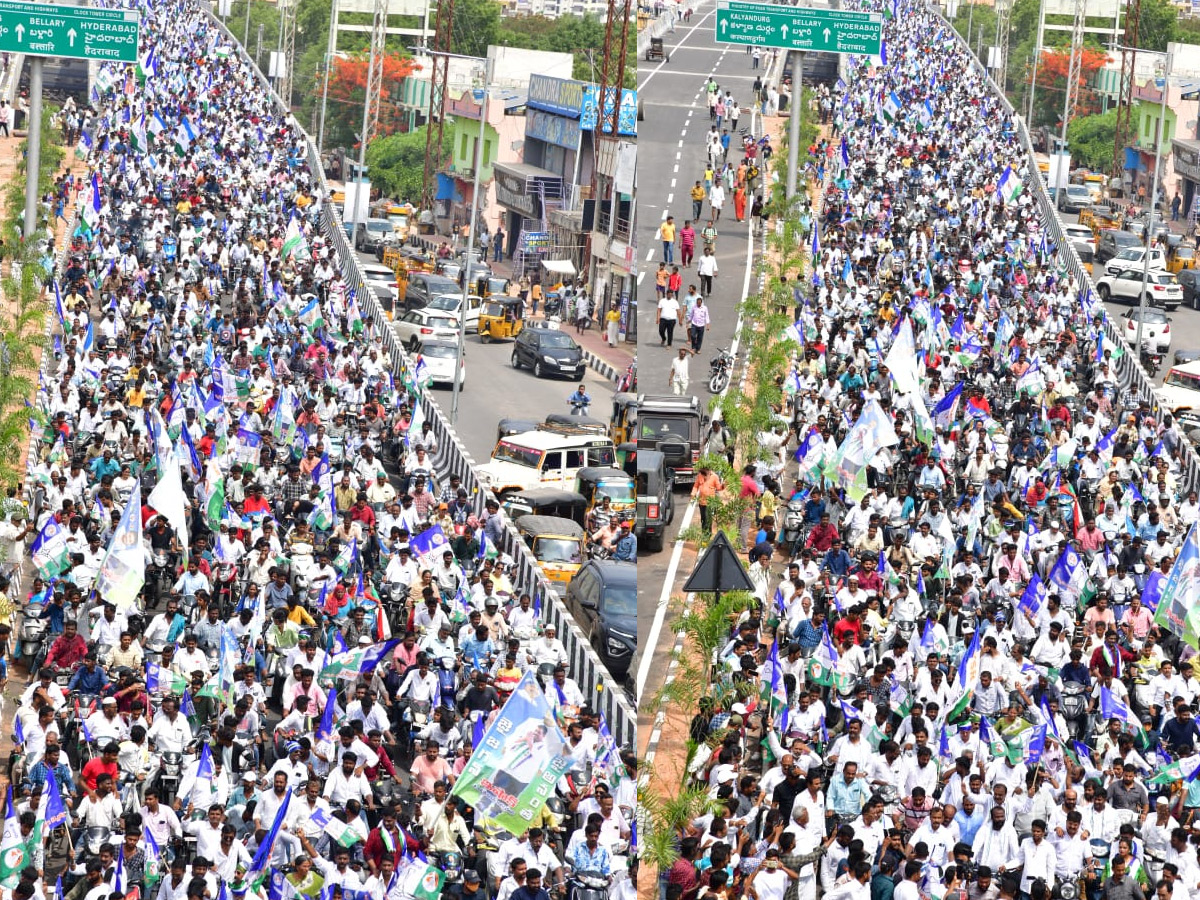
909;804;959;867
1009;819;1057;895
973;806;1021;872
323;753;373;809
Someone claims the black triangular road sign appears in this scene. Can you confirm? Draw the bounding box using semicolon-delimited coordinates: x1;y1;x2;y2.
682;531;756;593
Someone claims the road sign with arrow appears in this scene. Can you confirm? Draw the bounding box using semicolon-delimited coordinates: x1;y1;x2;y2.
714;1;882;55
0;0;140;62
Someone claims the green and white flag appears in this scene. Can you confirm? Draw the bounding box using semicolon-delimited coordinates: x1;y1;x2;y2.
0;788;37;888
297;298;325;331
31;518;70;579
173;119;197;156
322;816;363;848
283;217;309;260
205;462;226;533
881;91;902;122
411;865;445;900
996;165;1023;204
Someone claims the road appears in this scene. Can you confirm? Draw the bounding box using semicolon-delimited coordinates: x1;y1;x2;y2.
1055;211;1200;377
354;249;611;465
634;2;765;702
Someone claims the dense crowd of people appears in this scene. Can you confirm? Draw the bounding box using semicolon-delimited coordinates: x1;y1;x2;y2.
7;0;635;899
670;3;1200;900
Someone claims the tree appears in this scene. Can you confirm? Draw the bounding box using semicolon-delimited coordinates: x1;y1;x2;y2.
448;0;500;58
322;52;422;149
1031;44;1110;127
1137;0;1179;52
365;125;451;203
1067;109;1118;171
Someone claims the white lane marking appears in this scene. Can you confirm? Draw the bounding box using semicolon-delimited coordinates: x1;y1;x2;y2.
667;193;674;204
671;179;677;188
638;3;718;92
636;59;764;705
673;164;679;173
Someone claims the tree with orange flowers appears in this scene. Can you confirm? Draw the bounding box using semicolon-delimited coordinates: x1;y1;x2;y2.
322;52;421;149
1031;45;1110;127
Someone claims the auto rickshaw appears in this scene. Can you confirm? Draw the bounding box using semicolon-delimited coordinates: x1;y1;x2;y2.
1170;243;1197;273
478;295;524;343
515;515;585;587
502;488;588;526
610;392;638;445
575;466;636;520
645;36;669;62
616;442;637;479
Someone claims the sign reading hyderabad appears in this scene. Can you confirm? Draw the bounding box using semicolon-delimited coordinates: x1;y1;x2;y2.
0;1;140;62
714;1;882;55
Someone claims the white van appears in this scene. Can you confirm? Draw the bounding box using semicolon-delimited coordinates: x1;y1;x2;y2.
1157;359;1200;413
477;429;617;495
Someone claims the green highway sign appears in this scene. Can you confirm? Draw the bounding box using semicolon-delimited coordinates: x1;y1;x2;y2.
0;1;140;62
715;1;882;55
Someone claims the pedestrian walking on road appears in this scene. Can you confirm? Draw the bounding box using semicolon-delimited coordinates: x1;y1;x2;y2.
680;220;696;267
691;181;705;221
710;182;725;222
697;247;719;297
752;47;761;69
687;295;710;352
0;102;12;138
1173;192;1182;222
574;290;591;334
658;216;677;264
657;292;682;347
669;347;691;395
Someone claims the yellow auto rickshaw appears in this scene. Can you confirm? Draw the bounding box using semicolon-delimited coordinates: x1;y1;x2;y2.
610;392;638;445
575;466;636;520
1170;244;1197;273
478;295;524;343
515;515;585;586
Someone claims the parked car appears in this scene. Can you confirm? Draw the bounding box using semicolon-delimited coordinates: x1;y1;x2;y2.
1063;223;1096;262
393;309;459;351
1095;268;1182;311
1057;184;1092;213
1178;268;1200;309
354;218;393;254
1103;246;1168;277
427;293;483;331
414;339;465;389
1121;307;1172;353
403;273;459;312
510;326;585;380
563;559;636;680
1095;228;1141;264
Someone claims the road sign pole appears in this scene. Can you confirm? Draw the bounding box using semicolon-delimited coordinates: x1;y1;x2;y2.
22;57;41;241
786;49;803;201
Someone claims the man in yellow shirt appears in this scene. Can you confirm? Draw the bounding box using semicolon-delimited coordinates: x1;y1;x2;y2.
691;181;706;220
658;216;676;264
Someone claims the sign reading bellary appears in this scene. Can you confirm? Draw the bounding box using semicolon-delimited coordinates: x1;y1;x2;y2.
0;0;140;62
714;1;882;55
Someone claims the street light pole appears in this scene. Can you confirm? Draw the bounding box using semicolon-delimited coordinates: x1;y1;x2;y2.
452;56;494;425
1137;51;1171;360
317;0;340;154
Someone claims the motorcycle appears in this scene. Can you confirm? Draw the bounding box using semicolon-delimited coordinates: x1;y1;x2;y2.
568;395;591;417
567;870;611;900
782;499;805;554
1060;681;1089;740
1140;342;1163;378
708;348;734;393
19;603;47;668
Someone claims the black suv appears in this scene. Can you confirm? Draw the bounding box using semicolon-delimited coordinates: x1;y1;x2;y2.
511;326;585;380
636;448;674;552
404;273;459;312
564;559;636;680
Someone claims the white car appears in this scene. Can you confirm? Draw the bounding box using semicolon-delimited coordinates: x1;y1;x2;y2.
427;293;482;330
1122;307;1172;353
1063;223;1096;256
1104;246;1168;276
359;262;400;306
1096;268;1182;311
416;340;465;389
393;309;460;351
